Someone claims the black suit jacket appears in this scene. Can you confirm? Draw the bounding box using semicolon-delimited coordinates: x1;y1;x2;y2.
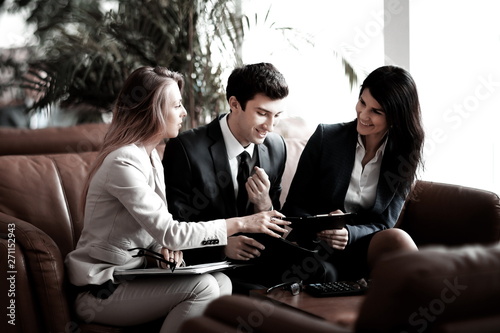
163;114;287;264
282;120;408;246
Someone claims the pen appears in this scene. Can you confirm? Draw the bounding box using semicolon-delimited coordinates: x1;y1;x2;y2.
128;247;177;272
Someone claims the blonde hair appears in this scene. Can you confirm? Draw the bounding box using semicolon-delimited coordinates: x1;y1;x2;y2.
81;66;184;212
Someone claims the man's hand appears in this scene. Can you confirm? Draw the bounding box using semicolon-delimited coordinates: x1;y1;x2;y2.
246;166;273;212
224;235;265;260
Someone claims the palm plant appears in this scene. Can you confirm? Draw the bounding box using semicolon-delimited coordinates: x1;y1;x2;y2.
1;0;244;128
0;0;359;128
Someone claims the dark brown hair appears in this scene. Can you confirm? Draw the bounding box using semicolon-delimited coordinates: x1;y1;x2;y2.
360;65;425;195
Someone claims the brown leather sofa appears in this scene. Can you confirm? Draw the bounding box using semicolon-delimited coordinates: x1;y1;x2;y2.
1;123;500;332
180;181;500;332
0;122;303;332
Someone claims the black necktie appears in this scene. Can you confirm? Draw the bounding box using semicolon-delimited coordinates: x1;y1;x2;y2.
236;151;250;216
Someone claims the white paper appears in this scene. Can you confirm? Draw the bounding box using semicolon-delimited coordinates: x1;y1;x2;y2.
114;261;247;276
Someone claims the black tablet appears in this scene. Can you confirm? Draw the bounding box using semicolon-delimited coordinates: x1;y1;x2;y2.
284;213;356;233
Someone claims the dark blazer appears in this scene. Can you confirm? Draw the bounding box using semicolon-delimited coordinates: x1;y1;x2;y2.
163;114;287;264
282;120;408;246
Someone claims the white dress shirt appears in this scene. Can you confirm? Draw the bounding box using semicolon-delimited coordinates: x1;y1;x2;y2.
344;134;388;213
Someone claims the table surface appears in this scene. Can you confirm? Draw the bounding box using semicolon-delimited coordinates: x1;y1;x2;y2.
250;288;365;329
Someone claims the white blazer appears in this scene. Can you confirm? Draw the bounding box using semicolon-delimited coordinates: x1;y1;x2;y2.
65;144;227;286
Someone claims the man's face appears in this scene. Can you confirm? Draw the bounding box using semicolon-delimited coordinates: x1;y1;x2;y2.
228;93;286;147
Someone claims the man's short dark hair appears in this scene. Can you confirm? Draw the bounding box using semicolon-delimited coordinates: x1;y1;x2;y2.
226;63;289;110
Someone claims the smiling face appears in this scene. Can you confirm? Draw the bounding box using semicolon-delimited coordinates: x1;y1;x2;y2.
165;84;187;138
227;93;286;147
356;88;389;142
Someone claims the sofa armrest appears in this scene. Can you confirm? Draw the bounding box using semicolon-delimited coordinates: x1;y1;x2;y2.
356;243;500;333
0;237;45;333
180;295;352;333
0;212;73;333
396;181;500;246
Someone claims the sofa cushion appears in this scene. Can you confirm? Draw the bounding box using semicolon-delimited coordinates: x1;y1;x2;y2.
356;243;500;333
0;152;97;256
280;138;307;206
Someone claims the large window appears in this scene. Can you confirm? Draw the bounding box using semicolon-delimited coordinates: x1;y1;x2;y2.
240;0;384;128
2;1;499;194
241;0;500;195
411;0;500;194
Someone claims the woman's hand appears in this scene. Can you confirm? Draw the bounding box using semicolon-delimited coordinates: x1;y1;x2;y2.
316;209;349;250
226;210;289;238
329;209;344;215
316;227;349;250
160;247;183;269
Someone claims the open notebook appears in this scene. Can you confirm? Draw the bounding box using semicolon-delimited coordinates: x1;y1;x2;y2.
113;261;247;277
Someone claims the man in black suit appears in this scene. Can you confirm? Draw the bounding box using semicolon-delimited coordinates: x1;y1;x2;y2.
162;63;289;277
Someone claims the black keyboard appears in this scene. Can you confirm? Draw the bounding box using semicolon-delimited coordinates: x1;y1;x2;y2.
305;280;368;297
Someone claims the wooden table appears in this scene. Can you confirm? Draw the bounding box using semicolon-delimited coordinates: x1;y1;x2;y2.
250;288;364;329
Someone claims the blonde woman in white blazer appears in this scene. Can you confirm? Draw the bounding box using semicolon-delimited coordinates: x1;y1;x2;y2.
65;66;288;333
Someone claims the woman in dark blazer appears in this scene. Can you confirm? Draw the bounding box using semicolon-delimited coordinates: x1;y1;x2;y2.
282;65;424;281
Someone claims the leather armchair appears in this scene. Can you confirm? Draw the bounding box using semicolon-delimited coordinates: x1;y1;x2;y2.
180;243;500;333
356;243;500;333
